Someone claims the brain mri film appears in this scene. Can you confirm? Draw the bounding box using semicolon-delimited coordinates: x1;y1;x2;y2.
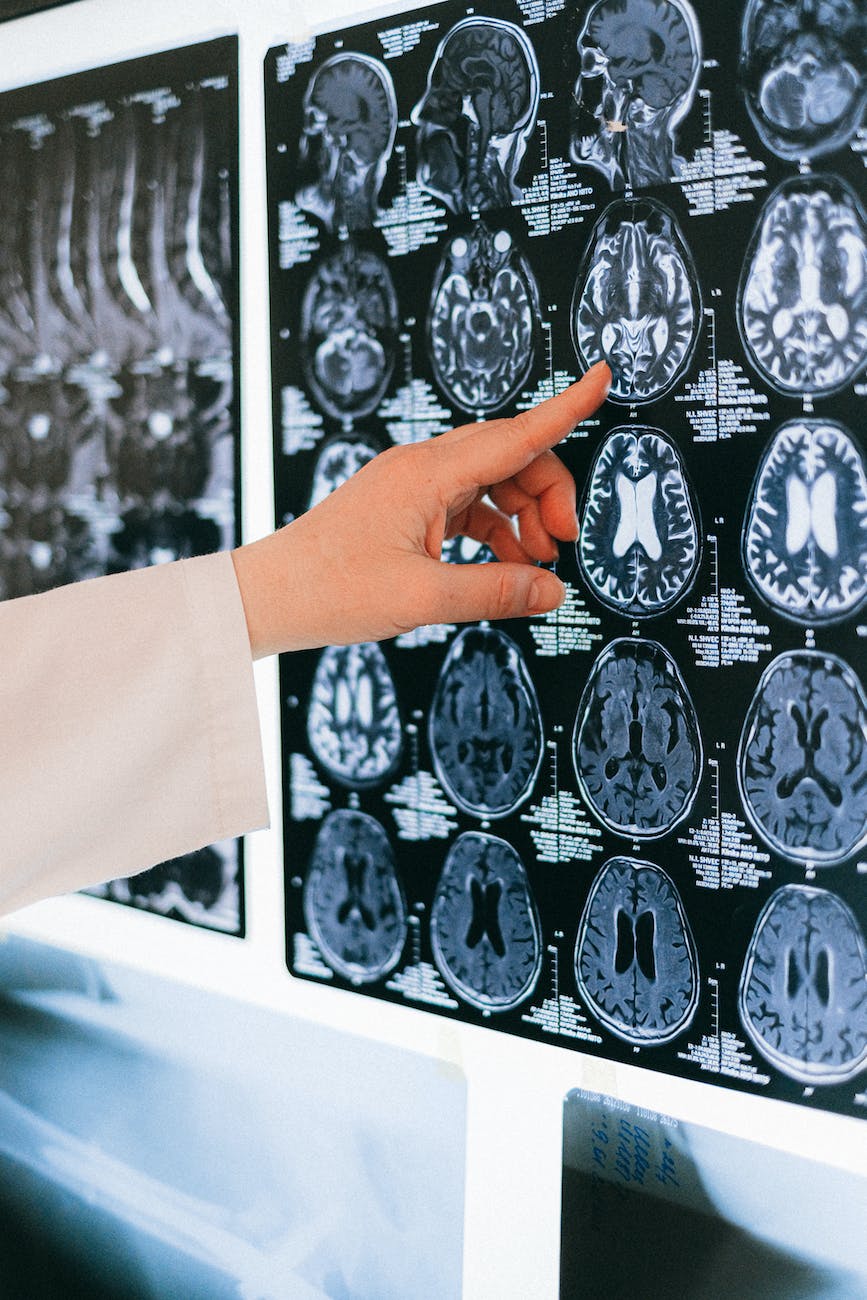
738;650;867;864
578;426;700;616
295;53;398;233
571;0;701;190
428;225;539;413
430;832;542;1011
739;0;867;161
307;432;382;508
738;175;867;395
744;419;867;624
307;642;403;789
411;17;539;214
303;809;408;982
572;197;701;403
575;856;699;1044
740;885;867;1084
300;242;398;421
573;639;702;838
429;625;544;818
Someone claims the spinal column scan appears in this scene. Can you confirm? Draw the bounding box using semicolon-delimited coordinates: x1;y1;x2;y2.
743;419;867;624
572;197;701;403
738;650;867;864
740;885;867;1084
306;432;382;508
429;626;544;819
739;0;867;161
573;639;702;838
411;17;539;214
430;832;542;1011
428;225;539;414
307;642;403;789
571;0;701;190
578;426;700;617
738;175;867;396
295;53;397;233
303;810;408;982
575;856;699;1045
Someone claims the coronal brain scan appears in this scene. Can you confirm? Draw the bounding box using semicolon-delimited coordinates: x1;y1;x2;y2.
578;426;700;616
307;642;403;789
571;0;701;190
411;17;539;214
428;225;539;413
744;419;867;624
740;885;867;1084
572;198;701;402
739;175;867;395
739;650;867;864
430;832;542;1011
429;626;543;818
575;856;699;1044
307;432;381;508
304;810;408;982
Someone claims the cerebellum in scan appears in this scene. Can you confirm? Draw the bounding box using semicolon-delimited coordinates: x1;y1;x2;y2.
306;432;382;509
307;642;403;789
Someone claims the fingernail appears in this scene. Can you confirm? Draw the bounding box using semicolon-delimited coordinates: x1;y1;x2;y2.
529;573;564;614
585;359;611;394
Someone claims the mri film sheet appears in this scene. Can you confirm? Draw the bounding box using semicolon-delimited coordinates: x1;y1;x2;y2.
269;0;867;1118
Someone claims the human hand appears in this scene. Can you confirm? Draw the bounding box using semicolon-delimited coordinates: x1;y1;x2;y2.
232;361;610;657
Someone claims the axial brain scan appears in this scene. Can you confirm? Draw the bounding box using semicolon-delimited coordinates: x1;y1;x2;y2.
307;432;382;509
307;642;403;789
575;856;699;1044
739;175;867;395
304;810;408;982
430;832;542;1011
429;626;544;818
428;226;539;413
744;419;867;624
579;426;700;616
739;0;867;161
740;885;867;1084
571;0;701;190
572;197;701;402
411;17;539;214
574;639;702;837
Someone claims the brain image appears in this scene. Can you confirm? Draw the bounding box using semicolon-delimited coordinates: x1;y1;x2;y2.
738;175;867;395
428;226;539;413
740;885;867;1084
307;433;382;509
441;535;496;565
429;626;544;818
307;642;403;789
300;243;398;421
574;639;702;837
572;0;701;190
430;832;542;1011
739;0;867;160
572;198;701;402
303;810;408;983
579;426;700;616
575;856;699;1044
411;17;539;214
744;420;867;624
738;650;867;864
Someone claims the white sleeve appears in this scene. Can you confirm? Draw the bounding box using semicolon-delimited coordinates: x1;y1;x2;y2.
0;550;269;916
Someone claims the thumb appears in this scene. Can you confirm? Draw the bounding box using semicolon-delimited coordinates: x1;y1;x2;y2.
413;558;566;626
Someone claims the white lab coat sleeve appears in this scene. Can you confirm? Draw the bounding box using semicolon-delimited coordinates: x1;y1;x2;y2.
0;550;269;916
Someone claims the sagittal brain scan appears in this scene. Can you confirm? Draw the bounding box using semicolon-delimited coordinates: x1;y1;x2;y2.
428;225;539;413
429;626;544;818
744;419;867;624
307;642;403;789
578;426;700;616
307;432;382;508
300;242;398;421
738;650;867;864
304;810;408;982
739;0;867;161
430;832;542;1011
571;0;701;190
572;197;701;403
739;175;867;395
411;17;539;214
740;885;867;1084
574;639;702;837
575;856;699;1045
